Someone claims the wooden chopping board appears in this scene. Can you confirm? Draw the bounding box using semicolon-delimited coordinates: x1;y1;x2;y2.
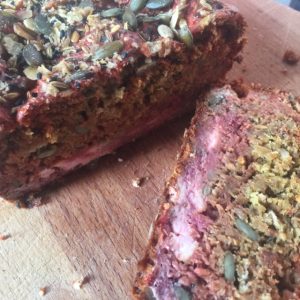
0;1;299;299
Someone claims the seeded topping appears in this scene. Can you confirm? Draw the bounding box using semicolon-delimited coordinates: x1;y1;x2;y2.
0;0;218;111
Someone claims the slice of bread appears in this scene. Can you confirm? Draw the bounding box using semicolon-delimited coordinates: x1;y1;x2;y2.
134;85;300;299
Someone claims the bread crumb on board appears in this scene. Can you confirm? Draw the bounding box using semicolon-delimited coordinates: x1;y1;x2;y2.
39;287;47;297
283;50;299;65
73;276;88;290
0;234;11;240
132;177;149;188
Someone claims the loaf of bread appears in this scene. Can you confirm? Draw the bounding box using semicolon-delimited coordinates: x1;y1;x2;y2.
134;85;300;299
0;0;245;200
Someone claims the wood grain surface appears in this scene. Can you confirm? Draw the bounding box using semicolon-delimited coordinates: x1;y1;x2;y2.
0;1;300;299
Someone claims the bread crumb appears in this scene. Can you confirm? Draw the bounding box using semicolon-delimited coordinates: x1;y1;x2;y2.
283;50;299;65
132;177;148;188
73;276;87;290
230;79;249;98
0;234;10;240
39;287;47;296
117;158;124;162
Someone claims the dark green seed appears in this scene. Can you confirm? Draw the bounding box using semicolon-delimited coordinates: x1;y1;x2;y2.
37;145;57;159
94;40;124;60
123;8;138;30
129;0;148;13
34;14;51;35
235;218;260;241
174;285;192;300
138;10;172;24
224;251;235;282
101;8;123;18
22;44;43;66
144;287;156;300
146;0;172;10
178;21;193;48
0;11;17;33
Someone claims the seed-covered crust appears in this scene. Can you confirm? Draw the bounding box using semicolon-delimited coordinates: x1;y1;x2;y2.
134;86;300;299
0;1;245;200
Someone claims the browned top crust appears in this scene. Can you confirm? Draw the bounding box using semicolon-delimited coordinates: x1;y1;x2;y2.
0;0;245;134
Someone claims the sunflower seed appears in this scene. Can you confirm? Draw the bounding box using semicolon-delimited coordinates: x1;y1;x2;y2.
146;0;172;10
50;81;69;90
23;66;38;80
122;8;137;30
4;92;20;101
130;0;148;13
0;11;17;33
94;41;124;60
34;14;51;35
224;251;235;282
158;24;174;39
235;218;260;241
71;31;80;43
37;145;57;159
174;285;192;300
23;18;38;32
177;19;193;48
101;8;123;18
23;44;43;66
170;7;179;29
14;23;37;40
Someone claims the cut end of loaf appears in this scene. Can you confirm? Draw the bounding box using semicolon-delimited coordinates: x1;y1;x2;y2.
133;85;300;299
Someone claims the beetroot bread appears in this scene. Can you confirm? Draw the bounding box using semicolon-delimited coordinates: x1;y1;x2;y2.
134;85;300;299
0;0;245;200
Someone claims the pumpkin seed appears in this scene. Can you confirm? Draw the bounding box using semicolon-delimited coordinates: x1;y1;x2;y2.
157;24;174;39
101;8;123;18
138;10;172;24
130;0;148;13
69;70;93;81
177;19;193;48
34;14;52;35
37;145;57;159
224;251;235;282
144;287;156;300
23;44;43;66
94;41;124;60
122;8;137;30
0;11;17;33
235;218;260;241
146;0;172;10
79;0;94;8
174;285;192;300
14;23;37;40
